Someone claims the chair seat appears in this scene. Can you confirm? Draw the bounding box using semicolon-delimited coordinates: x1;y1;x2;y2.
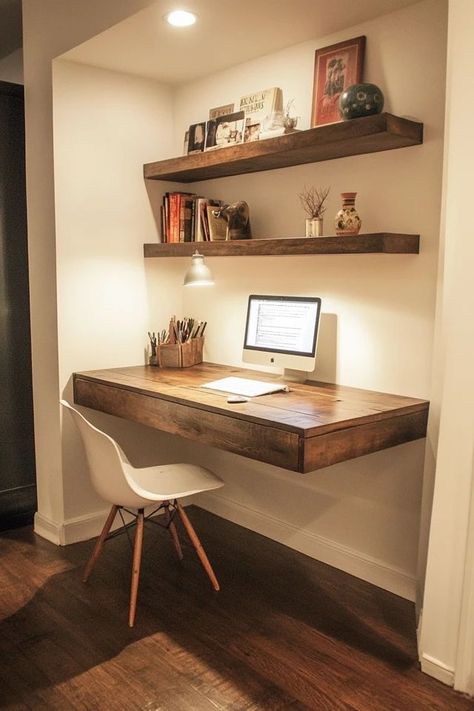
129;462;223;503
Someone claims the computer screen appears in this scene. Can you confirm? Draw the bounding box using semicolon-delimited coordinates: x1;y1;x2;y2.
243;295;321;372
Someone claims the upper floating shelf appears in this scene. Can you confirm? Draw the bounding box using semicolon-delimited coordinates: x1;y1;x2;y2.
143;113;423;183
144;233;420;258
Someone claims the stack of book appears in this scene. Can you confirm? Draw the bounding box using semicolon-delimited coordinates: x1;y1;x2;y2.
160;193;226;243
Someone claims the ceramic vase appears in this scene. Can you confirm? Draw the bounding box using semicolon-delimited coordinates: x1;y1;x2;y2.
335;193;361;236
305;217;323;237
339;83;384;120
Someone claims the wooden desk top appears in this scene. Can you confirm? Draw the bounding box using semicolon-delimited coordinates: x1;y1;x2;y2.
73;363;429;473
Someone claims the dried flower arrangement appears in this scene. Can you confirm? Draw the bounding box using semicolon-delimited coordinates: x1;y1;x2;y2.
298;185;330;218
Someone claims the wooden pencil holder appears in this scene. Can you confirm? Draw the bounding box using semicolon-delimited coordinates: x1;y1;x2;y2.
157;337;204;368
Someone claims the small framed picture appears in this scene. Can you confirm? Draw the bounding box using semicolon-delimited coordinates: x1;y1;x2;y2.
205;111;245;150
187;122;206;154
311;36;365;127
183;129;189;155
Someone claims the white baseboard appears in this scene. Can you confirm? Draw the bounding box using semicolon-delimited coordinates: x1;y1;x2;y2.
35;501;193;546
34;512;64;545
197;491;416;601
420;653;455;686
35;509;117;545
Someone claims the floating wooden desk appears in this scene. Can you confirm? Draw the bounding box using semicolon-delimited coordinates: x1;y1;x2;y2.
73;363;429;473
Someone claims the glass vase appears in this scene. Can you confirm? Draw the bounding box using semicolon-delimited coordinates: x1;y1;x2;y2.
305;217;323;238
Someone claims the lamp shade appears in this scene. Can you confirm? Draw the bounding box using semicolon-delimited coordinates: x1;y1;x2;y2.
183;251;214;287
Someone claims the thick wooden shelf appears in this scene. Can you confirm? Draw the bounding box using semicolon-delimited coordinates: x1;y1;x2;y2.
143;113;423;183
144;233;420;258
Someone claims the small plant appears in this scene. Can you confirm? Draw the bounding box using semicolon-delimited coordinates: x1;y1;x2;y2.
298;185;330;219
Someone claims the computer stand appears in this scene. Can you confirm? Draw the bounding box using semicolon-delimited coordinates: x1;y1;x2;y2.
282;368;309;383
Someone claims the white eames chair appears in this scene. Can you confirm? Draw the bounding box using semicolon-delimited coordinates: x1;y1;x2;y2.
61;400;224;626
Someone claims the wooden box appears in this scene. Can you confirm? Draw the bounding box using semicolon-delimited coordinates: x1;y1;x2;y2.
158;337;204;368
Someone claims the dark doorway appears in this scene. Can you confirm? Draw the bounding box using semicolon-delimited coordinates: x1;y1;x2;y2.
0;80;36;529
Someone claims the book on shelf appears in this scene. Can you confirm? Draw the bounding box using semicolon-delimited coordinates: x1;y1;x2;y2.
239;87;283;142
180;196;195;242
160;193;222;243
209;103;235;119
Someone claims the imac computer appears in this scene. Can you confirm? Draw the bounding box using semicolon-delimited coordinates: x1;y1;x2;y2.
201;295;321;399
243;294;321;377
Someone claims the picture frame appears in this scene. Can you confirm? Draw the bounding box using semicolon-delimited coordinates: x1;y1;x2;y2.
187;122;206;154
205;111;245;150
311;35;365;127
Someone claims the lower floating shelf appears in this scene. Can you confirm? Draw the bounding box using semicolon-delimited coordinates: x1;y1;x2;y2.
144;233;420;258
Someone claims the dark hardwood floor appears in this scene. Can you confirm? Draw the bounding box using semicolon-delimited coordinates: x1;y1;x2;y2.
0;507;472;710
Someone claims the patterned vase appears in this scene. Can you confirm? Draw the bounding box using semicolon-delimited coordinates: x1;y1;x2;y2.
339;83;384;120
335;193;361;236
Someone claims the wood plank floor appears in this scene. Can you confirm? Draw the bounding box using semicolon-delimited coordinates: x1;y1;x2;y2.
0;507;472;710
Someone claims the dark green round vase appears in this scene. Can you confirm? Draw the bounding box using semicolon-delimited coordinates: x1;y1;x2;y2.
339;83;384;120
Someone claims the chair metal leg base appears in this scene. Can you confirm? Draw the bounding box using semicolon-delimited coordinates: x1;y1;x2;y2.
83;500;219;627
176;500;220;592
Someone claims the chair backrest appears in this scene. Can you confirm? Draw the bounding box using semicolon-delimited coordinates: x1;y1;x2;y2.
61;400;138;506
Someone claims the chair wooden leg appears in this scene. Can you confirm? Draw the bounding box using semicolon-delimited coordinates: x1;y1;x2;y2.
176;501;220;591
83;504;118;583
129;509;144;627
165;503;183;560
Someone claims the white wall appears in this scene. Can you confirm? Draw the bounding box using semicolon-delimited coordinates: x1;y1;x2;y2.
52;60;176;527
419;0;474;691
22;0;159;541
0;48;23;83
143;0;447;600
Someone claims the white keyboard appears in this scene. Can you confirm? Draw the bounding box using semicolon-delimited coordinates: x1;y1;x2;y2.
201;376;287;398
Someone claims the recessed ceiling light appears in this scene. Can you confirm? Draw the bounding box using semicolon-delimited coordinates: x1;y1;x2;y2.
165;10;197;27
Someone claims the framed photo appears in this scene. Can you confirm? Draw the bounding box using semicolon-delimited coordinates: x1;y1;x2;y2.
183;129;189;155
205;111;245;150
311;35;365;127
187;122;206;154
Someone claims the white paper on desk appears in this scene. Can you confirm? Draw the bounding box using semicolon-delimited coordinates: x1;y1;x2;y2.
201;376;287;398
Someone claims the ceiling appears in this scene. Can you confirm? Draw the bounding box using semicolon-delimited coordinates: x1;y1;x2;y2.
0;0;22;60
62;0;420;85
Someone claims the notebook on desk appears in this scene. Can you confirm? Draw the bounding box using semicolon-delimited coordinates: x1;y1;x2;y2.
201;376;288;398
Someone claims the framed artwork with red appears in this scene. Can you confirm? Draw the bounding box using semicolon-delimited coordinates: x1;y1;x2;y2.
311;36;366;127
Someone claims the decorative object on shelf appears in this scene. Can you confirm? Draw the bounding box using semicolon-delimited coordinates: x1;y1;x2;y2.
339;82;384;120
259;109;286;140
335;192;362;236
206;205;228;241
213;201;251;240
205;111;245;150
298;185;330;237
183;250;214;286
283;99;299;132
209;103;234;119
187;122;206;153
240;87;283;142
311;36;366;127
